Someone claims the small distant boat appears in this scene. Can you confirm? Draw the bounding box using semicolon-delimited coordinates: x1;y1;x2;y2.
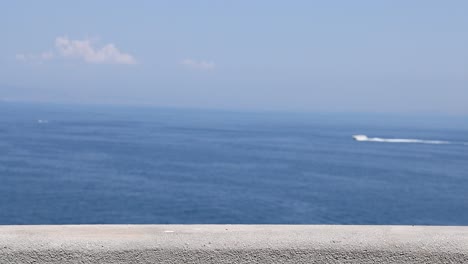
352;135;368;141
352;134;450;144
37;119;49;124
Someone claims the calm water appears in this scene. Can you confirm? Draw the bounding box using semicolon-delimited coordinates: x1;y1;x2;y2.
1;103;467;225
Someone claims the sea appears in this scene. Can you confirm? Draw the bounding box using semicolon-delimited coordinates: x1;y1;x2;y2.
1;102;467;225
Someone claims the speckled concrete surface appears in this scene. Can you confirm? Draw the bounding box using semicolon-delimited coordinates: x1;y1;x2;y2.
1;225;467;263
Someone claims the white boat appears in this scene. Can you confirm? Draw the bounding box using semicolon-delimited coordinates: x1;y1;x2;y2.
352;135;368;141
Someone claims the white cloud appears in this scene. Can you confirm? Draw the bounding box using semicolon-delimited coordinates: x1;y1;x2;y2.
55;37;137;65
16;51;54;62
16;36;136;65
181;59;215;70
15;54;26;61
40;51;54;60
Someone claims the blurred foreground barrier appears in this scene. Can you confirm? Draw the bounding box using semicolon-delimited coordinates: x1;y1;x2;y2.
1;225;467;263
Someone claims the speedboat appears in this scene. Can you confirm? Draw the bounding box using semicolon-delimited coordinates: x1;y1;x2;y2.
352;135;368;141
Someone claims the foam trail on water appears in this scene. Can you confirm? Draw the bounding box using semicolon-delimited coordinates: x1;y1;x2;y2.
353;135;450;145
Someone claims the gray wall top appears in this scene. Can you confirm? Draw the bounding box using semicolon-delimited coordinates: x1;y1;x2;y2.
1;225;468;263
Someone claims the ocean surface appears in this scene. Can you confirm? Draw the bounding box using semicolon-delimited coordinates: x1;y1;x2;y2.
1;102;467;225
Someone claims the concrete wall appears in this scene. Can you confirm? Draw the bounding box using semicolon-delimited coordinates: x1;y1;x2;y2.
1;225;467;263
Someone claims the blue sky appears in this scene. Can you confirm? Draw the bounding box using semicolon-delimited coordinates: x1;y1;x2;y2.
1;1;467;114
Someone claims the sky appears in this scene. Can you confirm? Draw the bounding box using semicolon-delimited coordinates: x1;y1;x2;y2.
1;1;467;114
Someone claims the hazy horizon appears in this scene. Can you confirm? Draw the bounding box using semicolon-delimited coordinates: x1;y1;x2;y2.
2;1;467;114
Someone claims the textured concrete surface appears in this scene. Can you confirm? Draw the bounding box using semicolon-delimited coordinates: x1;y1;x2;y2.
0;225;467;263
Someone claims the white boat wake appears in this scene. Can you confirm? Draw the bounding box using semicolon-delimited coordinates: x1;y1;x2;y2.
37;119;49;124
352;135;450;145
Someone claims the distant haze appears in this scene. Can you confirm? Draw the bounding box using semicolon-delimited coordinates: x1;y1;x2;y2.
1;1;467;114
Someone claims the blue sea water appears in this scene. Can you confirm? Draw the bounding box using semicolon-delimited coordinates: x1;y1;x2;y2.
1;102;467;225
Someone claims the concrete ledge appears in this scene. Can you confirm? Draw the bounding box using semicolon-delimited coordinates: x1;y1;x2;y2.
1;225;468;263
